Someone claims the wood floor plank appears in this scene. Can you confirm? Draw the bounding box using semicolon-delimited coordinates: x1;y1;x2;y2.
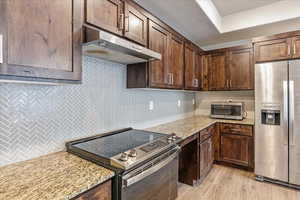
177;165;300;200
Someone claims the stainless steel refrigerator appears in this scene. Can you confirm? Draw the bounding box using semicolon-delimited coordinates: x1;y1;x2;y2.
255;60;300;188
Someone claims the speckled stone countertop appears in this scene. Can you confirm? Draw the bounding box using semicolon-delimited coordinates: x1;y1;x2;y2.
0;152;115;200
147;115;254;139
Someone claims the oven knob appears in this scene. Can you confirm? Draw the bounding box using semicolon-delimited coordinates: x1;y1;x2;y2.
167;137;173;143
171;134;177;141
129;149;137;157
120;153;129;161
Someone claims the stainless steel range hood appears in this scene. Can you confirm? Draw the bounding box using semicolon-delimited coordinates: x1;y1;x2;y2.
82;25;161;64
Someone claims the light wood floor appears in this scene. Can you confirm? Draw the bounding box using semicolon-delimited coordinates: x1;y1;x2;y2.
177;165;300;200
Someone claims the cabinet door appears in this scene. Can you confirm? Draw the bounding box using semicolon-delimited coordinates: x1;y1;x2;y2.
220;134;251;167
212;123;220;161
184;44;200;90
0;0;82;81
86;0;124;36
200;55;210;91
292;36;300;59
124;2;147;46
75;180;112;200
148;20;169;88
168;35;184;89
199;137;213;178
254;38;291;62
209;52;227;91
228;48;254;90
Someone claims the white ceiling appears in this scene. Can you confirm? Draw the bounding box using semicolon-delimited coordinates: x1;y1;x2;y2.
134;0;300;48
212;0;282;16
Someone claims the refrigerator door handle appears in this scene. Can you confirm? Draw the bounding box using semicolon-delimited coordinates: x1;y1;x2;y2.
290;80;295;146
283;81;289;146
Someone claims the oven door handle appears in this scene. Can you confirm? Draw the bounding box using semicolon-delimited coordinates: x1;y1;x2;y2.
123;147;179;187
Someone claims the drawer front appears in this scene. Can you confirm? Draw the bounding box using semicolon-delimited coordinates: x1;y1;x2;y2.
220;123;253;137
199;125;214;142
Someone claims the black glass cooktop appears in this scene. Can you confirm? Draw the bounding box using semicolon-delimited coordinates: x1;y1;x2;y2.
73;129;167;158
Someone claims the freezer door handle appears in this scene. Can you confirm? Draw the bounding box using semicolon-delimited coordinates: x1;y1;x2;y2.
290;80;295;146
283;81;289;145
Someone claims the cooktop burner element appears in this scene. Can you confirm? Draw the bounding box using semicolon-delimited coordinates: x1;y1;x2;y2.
66;128;181;170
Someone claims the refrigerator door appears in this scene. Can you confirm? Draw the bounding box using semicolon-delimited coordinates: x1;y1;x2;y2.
289;60;300;185
255;61;289;182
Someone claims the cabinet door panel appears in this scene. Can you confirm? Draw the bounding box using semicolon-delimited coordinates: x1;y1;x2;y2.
209;52;227;91
148;20;169;88
200;55;210;91
254;38;291;62
184;44;200;90
200;137;213;178
86;0;123;36
228;48;253;90
220;134;251;167
292;36;300;59
124;3;147;46
0;0;82;81
169;35;184;89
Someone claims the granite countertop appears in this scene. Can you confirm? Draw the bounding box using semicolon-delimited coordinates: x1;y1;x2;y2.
147;115;254;139
0;152;115;200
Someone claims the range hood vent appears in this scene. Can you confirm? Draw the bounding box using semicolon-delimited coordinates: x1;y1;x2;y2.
82;25;161;64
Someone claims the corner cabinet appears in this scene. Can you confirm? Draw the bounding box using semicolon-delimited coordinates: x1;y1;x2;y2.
184;43;201;91
0;0;83;83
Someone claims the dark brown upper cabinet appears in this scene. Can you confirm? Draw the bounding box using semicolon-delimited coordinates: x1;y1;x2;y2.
228;47;254;90
148;20;170;88
200;55;210;91
253;31;300;62
86;0;124;36
0;0;83;82
208;52;227;91
184;43;202;91
124;2;147;46
168;34;184;89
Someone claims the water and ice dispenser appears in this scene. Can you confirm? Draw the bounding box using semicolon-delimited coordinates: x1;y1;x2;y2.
261;110;280;125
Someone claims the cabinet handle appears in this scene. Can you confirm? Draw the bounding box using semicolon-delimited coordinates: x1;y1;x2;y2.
119;14;124;30
288;45;291;56
0;35;3;64
171;73;174;85
230;80;232;88
125;16;129;32
294;43;297;55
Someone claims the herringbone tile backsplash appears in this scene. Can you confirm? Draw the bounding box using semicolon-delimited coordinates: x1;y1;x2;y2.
0;57;195;166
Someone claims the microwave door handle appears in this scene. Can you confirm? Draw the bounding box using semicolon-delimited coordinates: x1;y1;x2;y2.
123;148;179;187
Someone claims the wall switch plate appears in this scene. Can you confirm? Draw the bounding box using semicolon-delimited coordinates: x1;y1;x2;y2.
192;99;195;105
177;100;181;107
149;101;154;110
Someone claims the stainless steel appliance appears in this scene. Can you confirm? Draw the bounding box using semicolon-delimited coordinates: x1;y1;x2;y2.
66;128;181;200
210;101;246;120
255;60;300;189
82;25;161;64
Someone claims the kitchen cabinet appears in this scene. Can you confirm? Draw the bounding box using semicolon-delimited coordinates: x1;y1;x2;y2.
148;20;170;88
253;31;300;62
228;47;254;90
184;43;200;90
86;0;124;36
124;2;148;46
219;123;254;169
168;35;184;89
199;128;214;182
254;38;291;63
208;52;227;91
0;0;83;82
73;179;112;200
200;55;210;91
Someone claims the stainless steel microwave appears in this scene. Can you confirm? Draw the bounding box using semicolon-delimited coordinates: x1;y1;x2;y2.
210;101;246;120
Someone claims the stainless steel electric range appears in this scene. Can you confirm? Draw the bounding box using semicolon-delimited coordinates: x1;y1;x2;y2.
66;128;181;200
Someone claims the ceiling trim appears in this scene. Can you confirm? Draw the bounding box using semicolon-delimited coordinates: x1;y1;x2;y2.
195;0;300;33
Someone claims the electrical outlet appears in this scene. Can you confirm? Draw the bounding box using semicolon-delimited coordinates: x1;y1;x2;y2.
177;100;181;107
149;101;154;110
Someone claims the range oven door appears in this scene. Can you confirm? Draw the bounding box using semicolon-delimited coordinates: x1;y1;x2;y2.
121;146;179;200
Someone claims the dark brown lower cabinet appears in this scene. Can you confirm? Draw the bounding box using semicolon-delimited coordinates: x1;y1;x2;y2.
73;179;112;200
199;137;213;183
